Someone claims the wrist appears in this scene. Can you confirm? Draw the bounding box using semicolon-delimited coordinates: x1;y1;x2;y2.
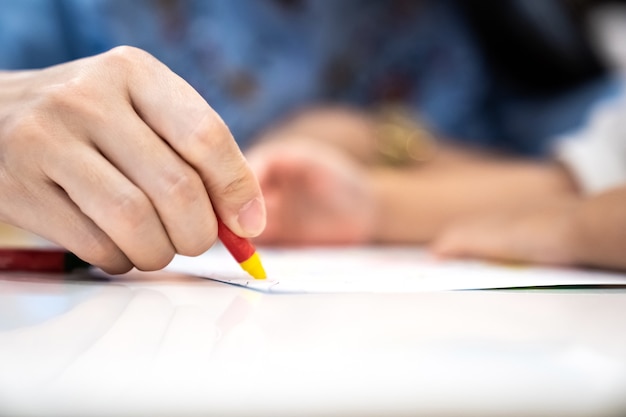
367;167;436;244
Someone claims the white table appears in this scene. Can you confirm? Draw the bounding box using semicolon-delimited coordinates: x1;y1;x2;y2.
2;267;626;417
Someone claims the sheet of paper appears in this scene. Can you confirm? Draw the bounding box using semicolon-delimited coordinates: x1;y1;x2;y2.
165;245;626;293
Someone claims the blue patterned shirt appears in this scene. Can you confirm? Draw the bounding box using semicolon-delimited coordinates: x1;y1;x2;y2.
0;0;614;154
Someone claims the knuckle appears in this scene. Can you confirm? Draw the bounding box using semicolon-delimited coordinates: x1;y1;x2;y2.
176;226;217;257
220;171;250;197
1;113;44;149
211;164;256;202
186;112;234;157
42;76;88;106
0;112;59;165
108;189;153;230
34;79;108;127
105;45;151;64
102;46;156;73
161;169;204;205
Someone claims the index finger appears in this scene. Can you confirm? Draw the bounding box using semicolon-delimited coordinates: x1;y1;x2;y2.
113;47;266;238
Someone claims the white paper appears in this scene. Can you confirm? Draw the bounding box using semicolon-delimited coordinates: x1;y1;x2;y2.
165;245;626;293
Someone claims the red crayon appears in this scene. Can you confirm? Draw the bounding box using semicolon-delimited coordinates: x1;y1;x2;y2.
217;219;266;280
0;248;91;273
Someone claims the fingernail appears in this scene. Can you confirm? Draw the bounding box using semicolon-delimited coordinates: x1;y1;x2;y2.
238;197;266;236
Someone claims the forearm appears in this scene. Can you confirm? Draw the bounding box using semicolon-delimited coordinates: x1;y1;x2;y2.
571;186;626;270
370;160;578;243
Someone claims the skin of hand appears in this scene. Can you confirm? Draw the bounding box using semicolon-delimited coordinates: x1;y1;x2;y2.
431;198;582;267
0;46;265;274
432;186;626;271
245;139;377;245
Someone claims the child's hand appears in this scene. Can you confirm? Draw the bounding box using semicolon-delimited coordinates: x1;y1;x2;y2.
246;140;376;245
0;47;264;273
431;199;581;267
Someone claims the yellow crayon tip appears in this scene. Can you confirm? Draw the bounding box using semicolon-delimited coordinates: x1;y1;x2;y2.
239;252;266;279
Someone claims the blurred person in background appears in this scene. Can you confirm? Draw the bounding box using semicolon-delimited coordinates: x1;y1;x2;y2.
0;0;624;272
245;0;626;271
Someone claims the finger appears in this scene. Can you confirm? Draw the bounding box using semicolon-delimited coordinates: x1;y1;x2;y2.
43;143;176;271
117;47;265;238
432;217;557;266
431;220;518;262
92;104;217;257
2;177;132;274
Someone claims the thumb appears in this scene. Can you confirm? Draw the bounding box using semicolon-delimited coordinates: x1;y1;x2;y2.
206;155;267;239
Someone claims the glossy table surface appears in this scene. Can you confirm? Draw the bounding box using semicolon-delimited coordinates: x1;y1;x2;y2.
1;225;626;417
